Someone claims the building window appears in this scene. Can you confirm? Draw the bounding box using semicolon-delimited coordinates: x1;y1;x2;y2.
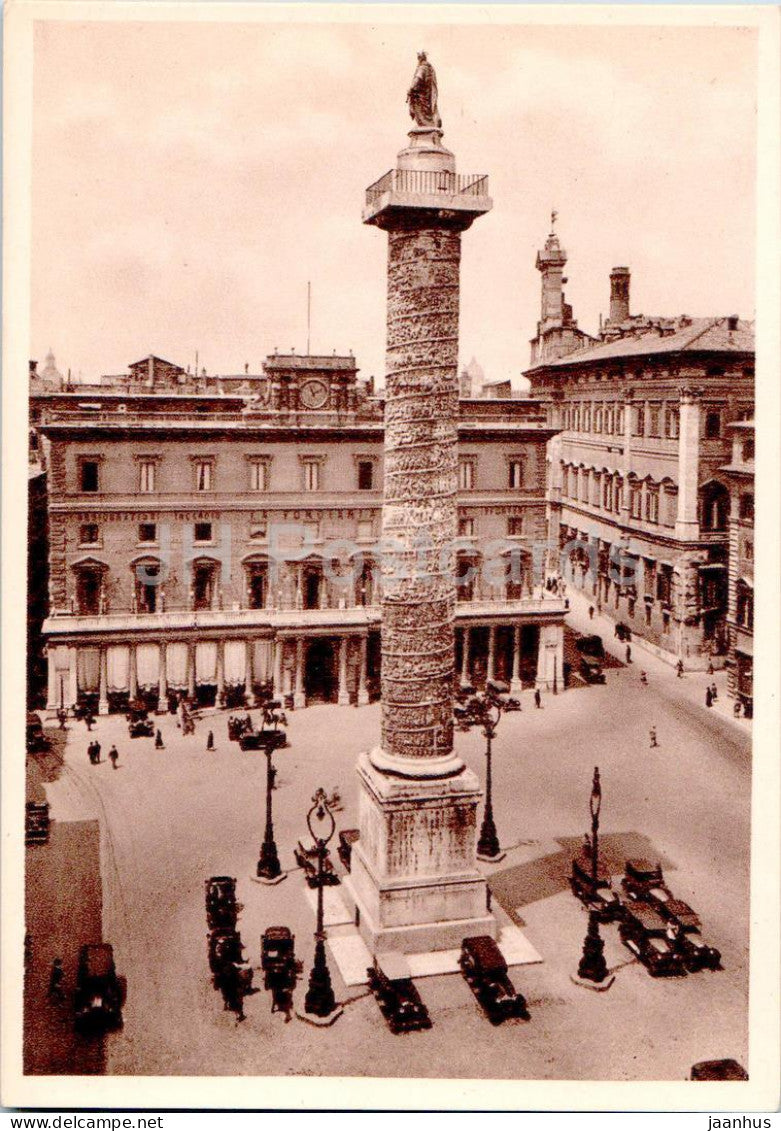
194;521;213;543
561;466;569;497
508;515;524;536
649;405;661;437
249;461;269;492
75;568;103;615
742;438;754;462
458;459;475;491
744;538;753;562
603;476;613;511
736;582;753;630
614;478;623;514
195;460;213;492
303;520;320;543
356;517;374;541
508;459;524;489
357;460;374;491
662;609;671;634
192;563;216;611
303;459;321;492
632;405;645;437
616;406;624;433
646;489;659;524
458;518;475;537
139;460;156;493
79;523;99;546
580;470;589;503
630;485;641;519
249;521;267;541
594;407;603;433
604;407;614;435
80;460;99;493
657;566;672;606
573;406;580;431
583;405;591;432
665;406;680;438
740;493;754;521
138;523;157;544
705;411;722;439
591;472;601;507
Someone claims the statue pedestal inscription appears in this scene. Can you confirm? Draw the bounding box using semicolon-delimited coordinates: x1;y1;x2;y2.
343;55;496;955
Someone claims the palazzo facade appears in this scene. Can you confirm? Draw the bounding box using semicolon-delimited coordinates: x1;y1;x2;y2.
34;353;566;714
526;226;755;669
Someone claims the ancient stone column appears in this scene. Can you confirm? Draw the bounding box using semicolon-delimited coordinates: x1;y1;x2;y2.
344;61;496;953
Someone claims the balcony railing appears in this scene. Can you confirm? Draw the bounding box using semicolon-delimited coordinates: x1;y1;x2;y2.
365;169;489;208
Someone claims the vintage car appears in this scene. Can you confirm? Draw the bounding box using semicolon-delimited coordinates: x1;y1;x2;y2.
568;854;621;921
618;901;686;977
367;953;432;1034
579;655;606;685
26;712;49;754
614;622;632;642
574;634;605;659
239;728;287;752
459;936;529;1024
294;841;340;888
74;943;124;1030
337;829;360;872
662;902;722;972
227;715;253;742
261;926;296;990
621;858;668;901
690;1059;748;1081
128;717;154;738
205;876;239;930
207;929;246;978
25;802;50;846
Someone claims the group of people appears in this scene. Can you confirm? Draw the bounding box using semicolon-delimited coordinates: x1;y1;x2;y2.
705;682;719;708
88;739;118;768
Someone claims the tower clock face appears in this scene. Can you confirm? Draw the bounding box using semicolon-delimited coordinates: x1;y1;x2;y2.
299;380;328;410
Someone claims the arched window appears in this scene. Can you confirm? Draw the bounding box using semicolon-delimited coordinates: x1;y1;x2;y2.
700;481;730;532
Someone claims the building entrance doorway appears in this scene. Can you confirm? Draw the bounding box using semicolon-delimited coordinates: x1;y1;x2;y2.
305;638;337;702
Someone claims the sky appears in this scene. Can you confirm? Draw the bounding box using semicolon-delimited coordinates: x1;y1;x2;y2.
32;18;757;388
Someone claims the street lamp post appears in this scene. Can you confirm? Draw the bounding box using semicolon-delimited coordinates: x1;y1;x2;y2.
255;699;287;884
574;766;613;989
302;788;341;1022
454;681;507;864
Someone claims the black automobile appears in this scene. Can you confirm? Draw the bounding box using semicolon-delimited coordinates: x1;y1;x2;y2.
579;655;606;684
26;712;49;754
261;926;296;990
618;901;686;977
568;854;621;922
74;943;125;1030
205;875;239;930
367;954;432;1034
690;1059;748;1081
294;841;340;888
663;902;722;972
337;829;360;872
207;929;246;979
459;936;529;1024
239;729;286;752
574;634;605;659
621;858;667;902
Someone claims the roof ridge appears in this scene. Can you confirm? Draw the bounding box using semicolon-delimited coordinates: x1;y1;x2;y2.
677;317;720;349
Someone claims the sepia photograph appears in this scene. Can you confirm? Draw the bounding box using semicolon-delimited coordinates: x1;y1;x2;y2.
3;0;779;1113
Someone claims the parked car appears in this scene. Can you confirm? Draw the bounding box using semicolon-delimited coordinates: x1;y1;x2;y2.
662;903;722;972
574;634;605;659
74;943;124;1030
690;1059;748;1081
128;718;154;738
239;729;286;752
367;953;432;1034
207;929;246;981
618;901;686;977
294;841;340;888
26;712;49;754
568;854;621;921
579;655;606;684
621;858;667;901
338;829;360;872
261;926;296;990
205;875;239;930
25;802;50;846
459;936;529;1024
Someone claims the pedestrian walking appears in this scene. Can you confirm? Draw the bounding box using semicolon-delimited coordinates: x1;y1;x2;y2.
85;713;95;731
155;729;164;749
108;745;119;769
207;730;215;751
705;687;713;708
47;958;65;1001
676;659;684;678
625;644;632;664
649;726;658;748
534;688;542;709
707;659;715;676
733;700;742;718
57;708;67;730
87;741;95;765
710;682;718;702
640;670;648;687
93;741;101;764
588;605;595;621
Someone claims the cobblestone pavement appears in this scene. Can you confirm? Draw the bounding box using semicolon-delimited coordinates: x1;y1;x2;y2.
30;648;751;1080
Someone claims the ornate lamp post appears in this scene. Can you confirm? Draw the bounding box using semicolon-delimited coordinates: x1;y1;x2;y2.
573;766;614;990
255;699;287;884
454;680;508;863
301;788;342;1024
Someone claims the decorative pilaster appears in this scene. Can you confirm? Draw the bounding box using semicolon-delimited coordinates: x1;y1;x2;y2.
487;625;497;684
186;643;196;699
337;636;350;706
676;388;701;540
460;626;471;686
245;639;255;698
215;640;225;706
67;647;78;708
294;637;306;709
98;646;109;715
46;649;58;711
273;638;284;696
128;644;138;701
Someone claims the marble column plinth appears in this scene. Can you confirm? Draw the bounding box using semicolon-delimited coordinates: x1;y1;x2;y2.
342;751;496;954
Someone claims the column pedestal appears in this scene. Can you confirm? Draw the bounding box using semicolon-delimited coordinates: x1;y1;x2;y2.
342;751;495;954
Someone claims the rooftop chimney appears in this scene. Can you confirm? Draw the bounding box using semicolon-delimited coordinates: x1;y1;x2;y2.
609;266;631;325
29;359;38;377
727;315;739;332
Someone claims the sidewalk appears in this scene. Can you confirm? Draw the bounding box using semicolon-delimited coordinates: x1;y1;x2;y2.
563;583;752;736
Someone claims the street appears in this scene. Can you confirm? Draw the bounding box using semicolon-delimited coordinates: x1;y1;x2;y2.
26;628;751;1080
